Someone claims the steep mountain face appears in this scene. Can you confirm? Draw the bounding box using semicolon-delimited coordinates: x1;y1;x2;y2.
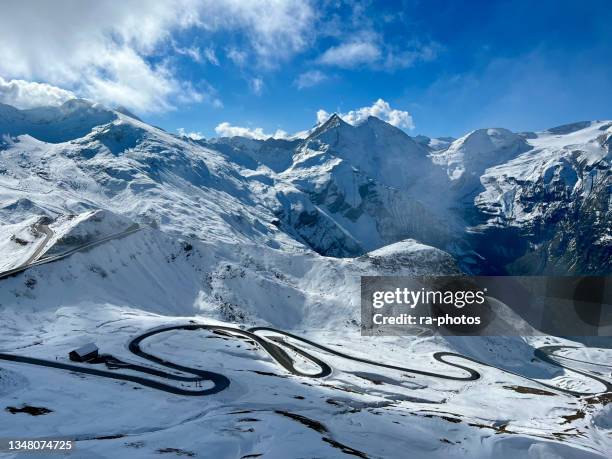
472;121;612;274
275;115;458;256
430;128;531;215
0;100;457;285
248;117;610;275
0;100;610;277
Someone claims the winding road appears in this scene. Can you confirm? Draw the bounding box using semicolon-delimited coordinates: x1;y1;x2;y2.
0;324;610;398
0;224;609;399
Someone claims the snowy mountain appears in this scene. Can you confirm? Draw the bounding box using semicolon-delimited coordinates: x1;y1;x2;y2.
0;100;610;458
274;118;610;274
279;114;457;256
1;99;609;272
471;121;612;274
0;99;117;143
0;99;463;321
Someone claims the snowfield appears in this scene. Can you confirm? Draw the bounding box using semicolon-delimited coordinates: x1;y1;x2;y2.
0;100;610;458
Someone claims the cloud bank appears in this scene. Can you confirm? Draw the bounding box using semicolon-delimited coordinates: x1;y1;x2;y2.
0;0;315;113
215;99;414;140
0;77;75;109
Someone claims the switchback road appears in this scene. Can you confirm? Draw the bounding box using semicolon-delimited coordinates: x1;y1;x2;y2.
0;324;610;398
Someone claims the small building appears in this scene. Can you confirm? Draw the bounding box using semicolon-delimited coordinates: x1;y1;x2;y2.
69;343;99;362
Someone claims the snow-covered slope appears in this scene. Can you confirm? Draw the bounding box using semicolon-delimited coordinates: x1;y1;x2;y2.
432;128;530;182
0;103;302;254
0;215;47;270
472;121;612;274
1;211;459;332
0;214;608;458
274;115;458;257
2;101;609;275
0;100;461;318
1;102;611;458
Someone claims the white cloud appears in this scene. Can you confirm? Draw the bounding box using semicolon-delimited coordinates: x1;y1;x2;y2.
318;34;440;71
80;48;194;113
177;128;204;140
250;78;264;96
202;1;315;65
203;47;219;66
174;45;202;62
317;99;414;129
216;98;414;139
215;122;288;139
294;70;327;89
0;76;75;109
227;48;248;67
0;0;316;113
383;43;440;70
0;1;202;113
317;109;331;125
318;41;381;68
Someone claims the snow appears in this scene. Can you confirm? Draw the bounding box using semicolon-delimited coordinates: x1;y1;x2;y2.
433;128;530;181
475;120;612;226
0;225;39;271
0;103;610;458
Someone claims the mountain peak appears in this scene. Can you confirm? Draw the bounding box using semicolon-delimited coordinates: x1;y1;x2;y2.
321;113;347;129
453;128;526;153
364;115;386;124
440;127;531;181
59;98;95;111
359;115;410;136
306;113;351;140
114;105;142;121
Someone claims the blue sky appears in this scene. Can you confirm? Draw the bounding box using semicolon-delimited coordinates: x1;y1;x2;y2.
1;1;611;138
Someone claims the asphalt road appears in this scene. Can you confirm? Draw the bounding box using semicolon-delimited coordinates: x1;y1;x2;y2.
0;223;608;396
23;223;53;266
0;324;610;398
535;345;612;393
0;224;141;280
251;327;611;396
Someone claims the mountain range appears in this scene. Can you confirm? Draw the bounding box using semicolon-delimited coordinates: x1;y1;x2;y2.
1;100;611;458
1;99;610;278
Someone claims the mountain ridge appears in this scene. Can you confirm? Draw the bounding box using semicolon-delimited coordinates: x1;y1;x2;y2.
0;100;610;275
